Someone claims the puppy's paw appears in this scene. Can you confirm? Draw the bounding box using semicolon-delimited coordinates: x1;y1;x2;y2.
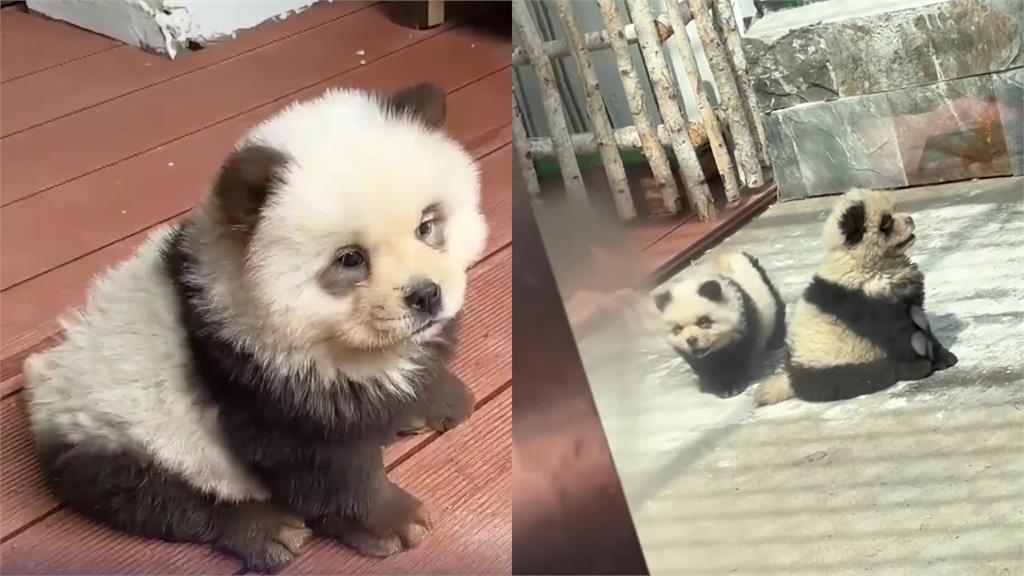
911;331;932;358
219;502;313;573
909;305;930;331
426;376;476;433
344;490;432;557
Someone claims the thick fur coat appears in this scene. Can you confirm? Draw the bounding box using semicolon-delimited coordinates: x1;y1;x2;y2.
755;189;957;406
655;252;786;398
24;84;488;572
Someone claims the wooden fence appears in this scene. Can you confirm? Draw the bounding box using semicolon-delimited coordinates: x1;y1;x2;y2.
512;0;770;222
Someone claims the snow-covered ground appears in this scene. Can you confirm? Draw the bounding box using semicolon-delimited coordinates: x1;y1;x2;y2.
578;177;1024;576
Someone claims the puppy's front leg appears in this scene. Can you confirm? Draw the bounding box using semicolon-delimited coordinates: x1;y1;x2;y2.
306;444;432;557
398;368;475;436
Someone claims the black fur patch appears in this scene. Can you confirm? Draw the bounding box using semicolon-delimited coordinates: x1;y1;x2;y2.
212;145;290;234
789;358;901;402
675;280;766;398
653;291;672;312
35;435;221;545
698;279;723;302
839;201;866;246
878;213;894;237
160;225;466;532
388;83;446;129
742;253;787;350
803;276;927;361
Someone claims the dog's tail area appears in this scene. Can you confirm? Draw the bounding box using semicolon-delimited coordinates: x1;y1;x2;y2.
755;372;794;406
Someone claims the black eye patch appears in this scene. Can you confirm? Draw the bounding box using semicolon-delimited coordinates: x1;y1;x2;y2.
698;280;723;302
318;247;369;295
654;292;673;312
839;201;866;246
879;213;894;236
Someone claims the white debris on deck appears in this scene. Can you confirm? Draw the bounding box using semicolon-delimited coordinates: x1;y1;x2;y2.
578;177;1024;576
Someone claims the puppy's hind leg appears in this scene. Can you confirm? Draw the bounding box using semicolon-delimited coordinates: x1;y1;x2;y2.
39;438;311;573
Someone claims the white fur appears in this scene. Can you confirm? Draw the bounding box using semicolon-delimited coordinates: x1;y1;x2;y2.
25;88;489;501
658;251;780;356
26;230;270;502
756;188;921;406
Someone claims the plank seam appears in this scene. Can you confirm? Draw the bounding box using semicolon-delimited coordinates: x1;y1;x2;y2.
1;17;463;210
0;2;380;137
2;47;503;288
2;45;121;85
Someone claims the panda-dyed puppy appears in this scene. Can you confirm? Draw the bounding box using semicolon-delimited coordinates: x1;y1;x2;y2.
654;252;786;398
23;84;488;572
756;188;957;406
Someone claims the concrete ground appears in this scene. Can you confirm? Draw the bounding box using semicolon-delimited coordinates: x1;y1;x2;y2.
576;177;1024;576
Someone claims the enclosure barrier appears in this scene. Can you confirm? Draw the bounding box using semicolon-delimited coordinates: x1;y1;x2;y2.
512;0;769;222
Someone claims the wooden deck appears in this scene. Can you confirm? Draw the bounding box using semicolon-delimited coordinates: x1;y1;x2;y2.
0;3;511;574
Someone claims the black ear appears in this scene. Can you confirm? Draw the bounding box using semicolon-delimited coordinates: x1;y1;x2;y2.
839;201;866;246
212;144;289;233
698;280;723;302
389;83;446;129
653;291;672;312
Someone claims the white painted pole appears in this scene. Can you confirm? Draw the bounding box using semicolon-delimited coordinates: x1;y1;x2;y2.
524;121;708;157
555;0;636;220
512;0;587;204
512;92;542;197
686;0;763;187
597;0;681;214
713;0;770;167
512;15;676;66
663;0;740;203
627;0;715;220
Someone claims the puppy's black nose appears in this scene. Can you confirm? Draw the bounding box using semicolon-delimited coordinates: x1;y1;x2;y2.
404;281;442;317
687;336;699;348
904;215;915;227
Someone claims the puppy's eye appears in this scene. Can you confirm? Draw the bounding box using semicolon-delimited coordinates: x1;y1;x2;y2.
697;316;712;329
417;220;435;238
416;205;446;248
338;250;366;269
671;324;683;335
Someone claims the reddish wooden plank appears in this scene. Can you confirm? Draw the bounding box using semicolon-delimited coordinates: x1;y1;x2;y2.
0;10;120;83
0;76;509;370
0;29;508;289
0;6;454;205
0;249;510;567
0;143;511;391
639;188;777;284
283;388;512;575
0;393;56;541
0;504;242;575
0;1;374;136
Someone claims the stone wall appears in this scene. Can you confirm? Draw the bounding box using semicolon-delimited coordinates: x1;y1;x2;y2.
742;0;1024;199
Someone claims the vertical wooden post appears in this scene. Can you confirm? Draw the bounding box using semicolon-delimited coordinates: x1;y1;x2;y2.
627;0;715;221
512;0;587;205
512;91;542;198
662;0;740;203
712;0;770;167
597;0;681;215
687;0;763;188
554;0;636;220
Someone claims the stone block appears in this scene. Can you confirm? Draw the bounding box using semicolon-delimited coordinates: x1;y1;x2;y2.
769;72;1022;200
993;67;1024;175
744;0;1023;113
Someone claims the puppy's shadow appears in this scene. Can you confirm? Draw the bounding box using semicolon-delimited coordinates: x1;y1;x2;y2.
930;312;965;348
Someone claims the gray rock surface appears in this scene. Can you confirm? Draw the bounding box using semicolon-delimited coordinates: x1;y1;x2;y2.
767;70;1022;200
744;0;1023;112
